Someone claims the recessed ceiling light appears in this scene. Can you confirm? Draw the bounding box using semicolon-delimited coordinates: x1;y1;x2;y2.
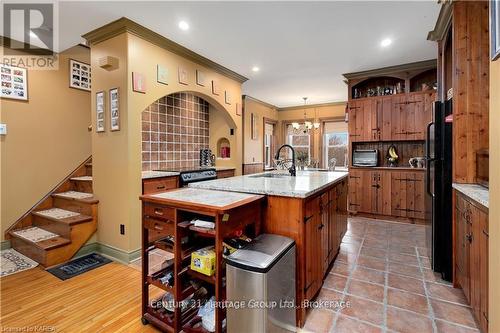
381;38;392;47
252;66;260;72
178;21;189;31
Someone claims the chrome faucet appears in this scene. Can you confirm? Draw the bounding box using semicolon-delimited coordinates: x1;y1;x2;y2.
275;144;296;176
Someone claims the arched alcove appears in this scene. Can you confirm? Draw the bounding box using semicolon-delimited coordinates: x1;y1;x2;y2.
216;137;231;159
141;91;236;171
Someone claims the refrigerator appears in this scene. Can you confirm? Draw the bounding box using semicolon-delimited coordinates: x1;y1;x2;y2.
425;99;453;282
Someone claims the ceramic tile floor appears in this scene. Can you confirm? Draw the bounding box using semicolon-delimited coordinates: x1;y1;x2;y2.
302;216;479;333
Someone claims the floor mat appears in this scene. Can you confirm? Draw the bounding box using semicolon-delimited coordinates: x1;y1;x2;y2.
12;227;59;242
1;249;38;277
47;253;112;280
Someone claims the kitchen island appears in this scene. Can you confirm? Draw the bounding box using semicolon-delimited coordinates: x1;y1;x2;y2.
190;170;349;327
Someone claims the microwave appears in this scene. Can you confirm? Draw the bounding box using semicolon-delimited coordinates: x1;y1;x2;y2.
352;149;379;167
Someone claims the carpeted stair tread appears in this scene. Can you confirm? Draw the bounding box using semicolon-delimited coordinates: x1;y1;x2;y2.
10;227;70;250
52;191;98;204
70;176;93;182
32;208;92;225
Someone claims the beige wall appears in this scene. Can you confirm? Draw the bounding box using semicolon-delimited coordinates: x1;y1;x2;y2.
243;97;278;164
0;45;92;241
89;31;243;253
277;103;346;163
489;59;500;333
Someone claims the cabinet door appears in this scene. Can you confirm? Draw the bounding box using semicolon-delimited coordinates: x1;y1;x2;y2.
391;95;407;141
379;97;393;141
319;192;330;275
470;205;481;320
363;99;379;142
411;92;435;140
370;171;383;215
348;102;363;142
337;180;348;246
479;210;489;332
412;172;425;219
455;195;469;298
348;170;362;212
391;172;408;217
359;170;372;213
328;188;338;263
304;197;321;300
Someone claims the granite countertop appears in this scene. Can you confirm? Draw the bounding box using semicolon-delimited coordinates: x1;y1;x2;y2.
452;183;489;209
189;170;348;198
142;171;180;179
149;188;260;208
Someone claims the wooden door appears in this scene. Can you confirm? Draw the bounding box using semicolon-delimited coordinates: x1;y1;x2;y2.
413;172;425;219
391;172;407;217
455;194;468;299
479;210;489;332
348;101;363;142
328;188;338;263
348;170;362;213
469;204;481;325
363;99;379;141
391;95;407;141
411;91;435;140
359;170;372;213
370;171;383;215
379;97;393;141
304;197;321;300
319;192;330;275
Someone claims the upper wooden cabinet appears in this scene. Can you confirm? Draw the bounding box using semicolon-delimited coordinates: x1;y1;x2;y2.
348;91;435;143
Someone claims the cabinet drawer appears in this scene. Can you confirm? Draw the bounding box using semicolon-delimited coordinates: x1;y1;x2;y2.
217;170;235;179
144;203;175;221
143;177;178;194
144;217;174;243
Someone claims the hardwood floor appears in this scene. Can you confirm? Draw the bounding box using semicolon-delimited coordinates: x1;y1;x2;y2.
0;262;160;332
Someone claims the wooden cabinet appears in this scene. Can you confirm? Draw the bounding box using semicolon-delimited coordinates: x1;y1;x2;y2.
454;191;488;333
348;92;434;143
348;168;425;221
319;193;330;274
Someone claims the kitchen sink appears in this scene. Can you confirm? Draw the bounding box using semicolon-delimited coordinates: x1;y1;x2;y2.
250;173;291;178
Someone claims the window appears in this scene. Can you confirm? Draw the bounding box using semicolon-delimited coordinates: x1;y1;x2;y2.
286;124;311;164
264;123;275;168
323;121;348;169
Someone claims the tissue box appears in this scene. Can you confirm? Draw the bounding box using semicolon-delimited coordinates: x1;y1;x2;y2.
190;246;216;276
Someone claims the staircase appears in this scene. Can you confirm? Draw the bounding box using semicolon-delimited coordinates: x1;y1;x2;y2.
6;157;98;267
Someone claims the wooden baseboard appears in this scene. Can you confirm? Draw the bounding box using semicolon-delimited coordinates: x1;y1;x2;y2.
73;242;141;264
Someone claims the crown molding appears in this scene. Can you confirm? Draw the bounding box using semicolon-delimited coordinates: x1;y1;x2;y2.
427;1;453;42
278;100;347;111
242;95;277;109
82;17;248;83
343;59;437;81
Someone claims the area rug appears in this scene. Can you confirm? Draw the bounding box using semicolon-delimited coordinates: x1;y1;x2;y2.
0;249;38;277
12;226;59;242
47;253;112;280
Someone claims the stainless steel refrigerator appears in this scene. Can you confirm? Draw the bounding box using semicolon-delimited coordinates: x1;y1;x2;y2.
425;99;453;281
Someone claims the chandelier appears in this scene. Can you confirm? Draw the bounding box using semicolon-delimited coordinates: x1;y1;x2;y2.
291;97;320;134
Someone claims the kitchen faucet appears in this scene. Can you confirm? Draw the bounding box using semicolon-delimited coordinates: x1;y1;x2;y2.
275;144;296;176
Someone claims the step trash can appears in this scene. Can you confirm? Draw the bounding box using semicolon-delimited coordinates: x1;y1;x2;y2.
226;234;296;333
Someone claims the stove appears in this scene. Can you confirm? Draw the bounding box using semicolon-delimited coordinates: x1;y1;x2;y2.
154;167;217;186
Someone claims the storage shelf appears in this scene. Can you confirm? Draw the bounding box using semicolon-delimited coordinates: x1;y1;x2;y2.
187;268;216;285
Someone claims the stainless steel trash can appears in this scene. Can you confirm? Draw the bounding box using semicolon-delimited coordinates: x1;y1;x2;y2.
226;234;296;333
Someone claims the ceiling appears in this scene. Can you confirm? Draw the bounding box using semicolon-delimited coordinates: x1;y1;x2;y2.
23;1;441;107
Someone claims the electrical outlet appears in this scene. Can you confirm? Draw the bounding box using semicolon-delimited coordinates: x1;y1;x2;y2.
120;224;125;235
0;124;6;135
230;128;234;135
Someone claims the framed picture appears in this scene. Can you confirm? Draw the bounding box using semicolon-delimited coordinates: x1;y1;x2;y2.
211;80;220;95
225;90;231;105
196;70;205;86
96;91;105;132
492;0;500;60
251;113;258;140
132;72;146;93
0;64;28;100
157;65;168;85
109;88;119;131
236;103;242;116
178;66;188;85
69;59;91;91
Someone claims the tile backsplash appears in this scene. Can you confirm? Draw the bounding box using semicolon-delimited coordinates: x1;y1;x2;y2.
142;92;209;171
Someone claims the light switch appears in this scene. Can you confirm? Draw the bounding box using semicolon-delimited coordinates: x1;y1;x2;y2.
0;124;6;135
